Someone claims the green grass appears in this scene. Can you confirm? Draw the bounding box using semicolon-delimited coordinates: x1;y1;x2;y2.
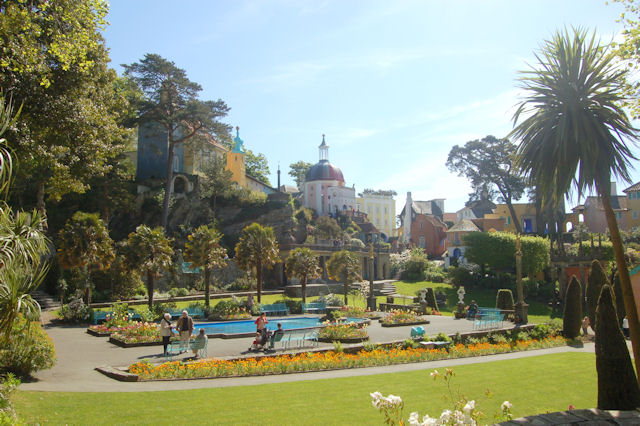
392;280;555;323
14;352;596;425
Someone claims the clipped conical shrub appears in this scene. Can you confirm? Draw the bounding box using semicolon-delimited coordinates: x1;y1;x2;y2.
496;289;514;310
424;288;438;310
613;272;626;325
563;276;582;339
596;284;640;410
587;260;608;330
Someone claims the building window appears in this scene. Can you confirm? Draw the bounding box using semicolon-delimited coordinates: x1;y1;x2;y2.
172;155;179;172
507;216;511;225
384;207;388;214
420;222;423;231
634;211;639;220
617;211;623;220
419;236;425;248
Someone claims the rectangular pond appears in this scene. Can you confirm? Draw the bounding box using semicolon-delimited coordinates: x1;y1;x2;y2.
191;317;368;338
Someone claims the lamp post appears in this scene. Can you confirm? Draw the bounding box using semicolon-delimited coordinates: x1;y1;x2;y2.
514;234;528;324
367;233;377;311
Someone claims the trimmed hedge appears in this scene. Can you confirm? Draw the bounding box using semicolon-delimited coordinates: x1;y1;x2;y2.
424;288;438;310
496;289;514;310
612;273;626;325
463;232;550;275
586;260;607;329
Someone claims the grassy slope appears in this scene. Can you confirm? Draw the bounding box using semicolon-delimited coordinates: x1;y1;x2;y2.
14;352;595;425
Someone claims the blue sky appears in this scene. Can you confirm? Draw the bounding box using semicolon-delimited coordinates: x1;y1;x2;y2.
104;0;639;214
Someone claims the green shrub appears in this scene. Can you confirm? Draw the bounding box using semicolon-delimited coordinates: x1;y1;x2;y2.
169;287;189;298
496;289;514;310
152;301;177;319
362;342;378;352
226;276;255;292
487;333;508;344
595;284;640;409
447;264;480;287
401;338;419;349
563;276;582;339
431;332;452;342
424;266;446;283
332;341;344;352
612;273;626;325
401;248;429;281
276;299;302;314
0;316;56;377
587;260;608;329
57;291;91;323
424;288;438;310
463;232;550;275
317;293;344;307
211;300;242;318
0;373;20;424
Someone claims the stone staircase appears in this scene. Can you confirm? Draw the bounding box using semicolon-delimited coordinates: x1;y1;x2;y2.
32;290;60;311
378;282;396;296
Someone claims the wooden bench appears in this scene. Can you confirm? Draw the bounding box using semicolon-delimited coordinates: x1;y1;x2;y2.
259;303;289;316
302;302;326;314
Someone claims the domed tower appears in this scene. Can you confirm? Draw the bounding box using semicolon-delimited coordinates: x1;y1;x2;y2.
226;126;246;188
304;135;353;215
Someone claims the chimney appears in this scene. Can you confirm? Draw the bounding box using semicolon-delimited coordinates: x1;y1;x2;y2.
277;164;281;192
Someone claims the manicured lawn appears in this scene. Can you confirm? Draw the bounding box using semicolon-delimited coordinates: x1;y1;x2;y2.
14;352;596;424
392;280;555;323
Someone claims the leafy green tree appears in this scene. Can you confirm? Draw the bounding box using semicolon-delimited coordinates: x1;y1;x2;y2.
234;223;280;303
183;224;227;308
124;225;173;308
0;0;131;224
327;250;362;305
446;135;527;234
613;0;640;118
510;28;640;380
315;216;343;240
288;161;313;189
245;150;271;185
0;95;50;347
57;212;114;305
463;232;550;275
285;247;320;303
595;284;640;409
200;155;234;216
123;53;231;230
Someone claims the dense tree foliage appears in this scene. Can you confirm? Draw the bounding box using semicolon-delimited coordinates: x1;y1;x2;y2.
315;216;343;240
245;150;271;185
234;223;279;303
563;276;582;339
123;53;231;230
200;155;234;216
462;232;549;275
446;135;527;233
511;28;640;381
0;0;131;224
288;160;313;189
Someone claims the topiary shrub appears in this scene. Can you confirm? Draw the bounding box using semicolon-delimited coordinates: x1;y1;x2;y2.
612;272;626;325
563;276;582;339
424;288;438;310
587;260;608;329
495;289;514;310
595;285;640;410
0;315;56;377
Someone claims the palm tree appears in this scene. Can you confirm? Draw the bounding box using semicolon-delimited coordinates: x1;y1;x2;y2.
124;225;173;308
510;28;640;380
184;224;227;308
57;212;115;305
0;94;49;346
327;250;362;305
285;247;320;304
234;223;280;304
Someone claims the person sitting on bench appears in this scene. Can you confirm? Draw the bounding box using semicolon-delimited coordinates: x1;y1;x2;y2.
467;300;478;319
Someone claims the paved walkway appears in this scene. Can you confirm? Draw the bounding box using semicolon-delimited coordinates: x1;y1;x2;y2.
20;314;594;393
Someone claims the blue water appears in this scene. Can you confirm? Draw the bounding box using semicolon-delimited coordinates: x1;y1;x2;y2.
193;317;364;336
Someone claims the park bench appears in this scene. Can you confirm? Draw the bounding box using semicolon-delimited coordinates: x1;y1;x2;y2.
259;303;289;316
302;302;326;314
473;308;504;330
164;338;207;360
419;341;451;351
93;311;113;325
275;329;319;350
167;308;204;319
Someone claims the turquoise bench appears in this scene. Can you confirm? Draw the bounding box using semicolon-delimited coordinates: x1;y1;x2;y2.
167;308;204;319
282;329;319;350
165;338;207;360
259;303;289;316
93;311;113;325
302;302;326;314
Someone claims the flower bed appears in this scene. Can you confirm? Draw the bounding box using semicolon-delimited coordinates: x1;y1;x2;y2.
109;322;162;346
318;322;368;343
338;306;379;319
127;336;566;381
380;309;427;326
87;325;122;336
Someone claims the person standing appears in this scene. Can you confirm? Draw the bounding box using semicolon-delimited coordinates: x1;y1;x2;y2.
160;313;173;355
176;310;194;352
581;316;590;336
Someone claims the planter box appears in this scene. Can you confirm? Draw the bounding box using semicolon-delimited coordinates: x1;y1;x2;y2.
109;336;163;348
86;328;112;337
317;336;369;343
380;320;430;328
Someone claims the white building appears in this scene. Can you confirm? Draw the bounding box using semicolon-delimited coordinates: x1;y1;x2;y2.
303;135;355;216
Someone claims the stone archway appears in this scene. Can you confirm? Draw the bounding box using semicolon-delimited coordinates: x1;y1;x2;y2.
173;175;188;194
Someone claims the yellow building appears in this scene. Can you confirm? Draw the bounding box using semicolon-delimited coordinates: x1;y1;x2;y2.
624;182;640;230
355;191;396;239
487;203;538;233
